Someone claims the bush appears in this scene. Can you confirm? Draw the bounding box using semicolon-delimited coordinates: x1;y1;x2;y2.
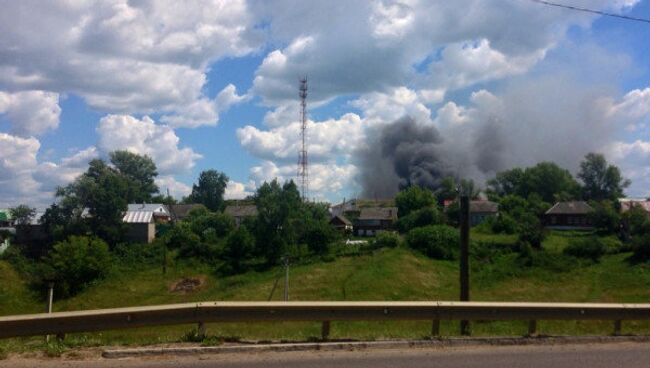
221;227;256;274
563;237;607;261
517;213;546;249
42;236;112;297
371;232;401;249
589;200;621;234
396;207;445;233
406;225;459;260
631;234;650;262
301;220;339;255
113;242;163;266
491;214;518;234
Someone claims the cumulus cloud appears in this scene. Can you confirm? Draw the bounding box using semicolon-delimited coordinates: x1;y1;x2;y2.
0;0;258;119
97;115;202;175
155;175;193;199
249;160;357;200
0;90;61;136
225;180;255;200
237;113;366;163
250;0;633;104
160;84;249;128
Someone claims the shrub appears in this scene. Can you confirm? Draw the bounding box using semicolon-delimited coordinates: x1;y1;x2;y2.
112;242;163;266
631;234;650;262
588;200;621;234
301;220;339;255
42;236;112;297
221;227;256;274
406;225;459;260
491;214;518;234
396;207;445;233
371;232;401;249
563;237;607;261
517;213;546;249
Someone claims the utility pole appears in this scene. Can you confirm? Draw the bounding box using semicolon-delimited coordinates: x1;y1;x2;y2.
283;256;290;301
45;282;54;342
459;193;471;335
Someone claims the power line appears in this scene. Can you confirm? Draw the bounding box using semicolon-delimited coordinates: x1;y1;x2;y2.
529;0;650;24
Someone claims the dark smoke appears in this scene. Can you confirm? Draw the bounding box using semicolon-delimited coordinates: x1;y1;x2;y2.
356;116;455;198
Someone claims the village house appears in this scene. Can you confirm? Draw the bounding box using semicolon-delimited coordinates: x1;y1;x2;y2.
469;200;499;226
544;201;594;230
329;214;353;234
619;198;650;213
122;204;170;243
127;203;171;223
168;203;206;222
224;204;258;227
354;207;398;236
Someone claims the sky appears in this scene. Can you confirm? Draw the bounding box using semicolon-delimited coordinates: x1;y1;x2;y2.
1;0;650;209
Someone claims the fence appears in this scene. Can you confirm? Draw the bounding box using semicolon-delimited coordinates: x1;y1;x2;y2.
2;301;650;340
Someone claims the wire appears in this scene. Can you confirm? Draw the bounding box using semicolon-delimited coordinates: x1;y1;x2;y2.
529;0;650;24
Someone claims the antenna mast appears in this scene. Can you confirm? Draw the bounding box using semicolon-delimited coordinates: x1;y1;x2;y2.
297;77;309;201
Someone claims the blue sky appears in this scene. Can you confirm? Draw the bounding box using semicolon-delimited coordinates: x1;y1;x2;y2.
1;0;650;208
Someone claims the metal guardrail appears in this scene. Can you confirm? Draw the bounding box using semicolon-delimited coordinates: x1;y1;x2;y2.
2;301;650;340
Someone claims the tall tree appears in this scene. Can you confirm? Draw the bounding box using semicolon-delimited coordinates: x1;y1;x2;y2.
487;162;579;203
188;170;229;211
9;204;36;226
395;186;436;217
110;150;159;203
578;153;630;201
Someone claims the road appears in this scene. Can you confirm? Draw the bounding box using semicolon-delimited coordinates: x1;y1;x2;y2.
5;342;650;368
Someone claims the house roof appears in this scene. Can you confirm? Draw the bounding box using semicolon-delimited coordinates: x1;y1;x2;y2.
168;204;206;220
330;214;352;226
358;207;398;220
545;201;593;215
123;211;153;223
224;205;258;218
470;200;498;213
127;204;169;216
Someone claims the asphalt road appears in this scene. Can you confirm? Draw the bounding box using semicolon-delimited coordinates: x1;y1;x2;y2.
6;342;650;368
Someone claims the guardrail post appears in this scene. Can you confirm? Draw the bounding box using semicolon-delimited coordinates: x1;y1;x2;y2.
321;321;331;340
45;282;54;343
431;320;440;337
527;320;537;336
197;322;206;340
614;320;622;336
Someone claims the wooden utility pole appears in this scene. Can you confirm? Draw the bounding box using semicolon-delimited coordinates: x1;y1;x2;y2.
459;194;470;335
283;256;290;301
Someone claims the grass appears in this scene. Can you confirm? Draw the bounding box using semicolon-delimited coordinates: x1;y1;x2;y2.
2;233;650;351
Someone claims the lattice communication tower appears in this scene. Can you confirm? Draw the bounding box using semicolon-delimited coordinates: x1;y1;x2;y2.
297;77;309;201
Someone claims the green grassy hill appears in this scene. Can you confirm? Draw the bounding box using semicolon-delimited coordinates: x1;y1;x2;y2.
3;231;650;351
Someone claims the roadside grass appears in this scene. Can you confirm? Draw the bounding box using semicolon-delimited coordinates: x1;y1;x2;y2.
3;239;650;351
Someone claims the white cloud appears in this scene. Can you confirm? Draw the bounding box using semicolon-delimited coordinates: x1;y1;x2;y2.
250;0;631;104
160;84;248;128
0;90;61;136
427;39;547;90
351;86;434;125
249;160;357;200
237;113;366;163
97;115;202;175
155;175;192;199
224;180;255;200
0;0;258;117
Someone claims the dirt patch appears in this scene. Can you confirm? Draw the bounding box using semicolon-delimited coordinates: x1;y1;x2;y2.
169;276;206;294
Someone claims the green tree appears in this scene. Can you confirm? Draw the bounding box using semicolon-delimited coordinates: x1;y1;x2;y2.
578;153;630;201
395;186;436;217
9;205;36;226
588;200;621;234
42;236;112;297
188;170;229;211
487;163;580;203
396;206;445;233
254;179;303;264
486;168;525;198
222;226;256;274
110;150;159;203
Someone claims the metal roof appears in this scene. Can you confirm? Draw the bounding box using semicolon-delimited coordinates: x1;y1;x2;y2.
358;207;398;220
127;204;169;215
123;211;153;223
545;201;593;215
